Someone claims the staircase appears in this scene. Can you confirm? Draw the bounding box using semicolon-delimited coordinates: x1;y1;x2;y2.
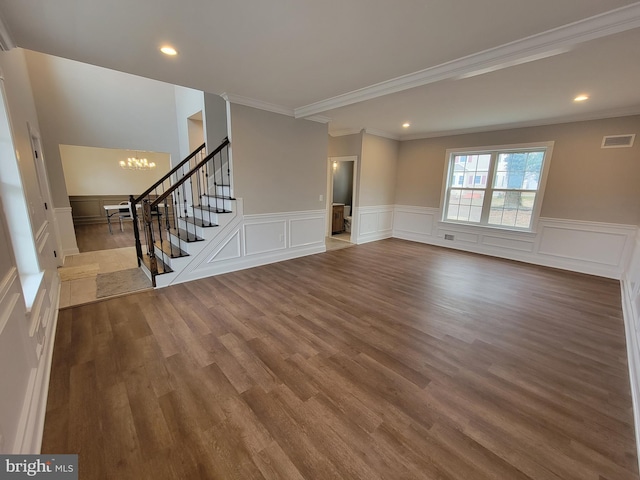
131;138;234;287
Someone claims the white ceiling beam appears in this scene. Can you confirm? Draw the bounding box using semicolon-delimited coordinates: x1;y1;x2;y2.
294;2;640;118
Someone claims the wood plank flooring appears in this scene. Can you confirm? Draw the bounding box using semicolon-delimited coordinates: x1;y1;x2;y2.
74;222;137;253
42;238;639;479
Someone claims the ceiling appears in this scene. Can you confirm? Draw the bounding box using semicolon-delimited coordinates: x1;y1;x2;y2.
1;0;640;139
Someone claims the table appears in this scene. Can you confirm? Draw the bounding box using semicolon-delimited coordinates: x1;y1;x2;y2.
104;204;139;234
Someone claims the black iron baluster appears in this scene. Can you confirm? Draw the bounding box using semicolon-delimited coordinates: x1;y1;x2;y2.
196;163;202;212
143;199;157;284
130;195;142;267
190;169;197;240
214;149;221;213
164;198;173;258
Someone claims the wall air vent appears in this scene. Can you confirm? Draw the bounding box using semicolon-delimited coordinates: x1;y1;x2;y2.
601;134;635;149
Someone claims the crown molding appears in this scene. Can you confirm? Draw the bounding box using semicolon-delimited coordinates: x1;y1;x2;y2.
328;128;363;137
219;93;330;124
0;13;16;51
294;2;640;118
305;115;331;124
221;92;294;117
364;128;401;141
399;106;640;141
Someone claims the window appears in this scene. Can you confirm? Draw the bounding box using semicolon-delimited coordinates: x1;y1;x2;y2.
441;142;553;231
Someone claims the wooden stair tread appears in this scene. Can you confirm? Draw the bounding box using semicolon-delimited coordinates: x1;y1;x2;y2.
154;240;189;258
193;204;232;214
201;194;235;200
140;253;173;275
168;227;204;242
181;216;219;228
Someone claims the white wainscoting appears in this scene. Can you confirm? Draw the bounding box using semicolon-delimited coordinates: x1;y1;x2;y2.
355;205;394;244
0;266;60;453
167;209;326;286
622;232;640;472
393;205;637;279
54;207;79;259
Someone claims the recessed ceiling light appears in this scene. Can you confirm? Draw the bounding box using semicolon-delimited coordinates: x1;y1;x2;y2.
402;122;411;128
574;94;589;102
160;45;178;56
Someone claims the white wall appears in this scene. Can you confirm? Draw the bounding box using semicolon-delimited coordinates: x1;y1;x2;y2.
174;86;205;160
59;145;171;196
0;48;60;454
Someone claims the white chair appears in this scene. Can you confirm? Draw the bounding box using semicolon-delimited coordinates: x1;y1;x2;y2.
117;201;133;232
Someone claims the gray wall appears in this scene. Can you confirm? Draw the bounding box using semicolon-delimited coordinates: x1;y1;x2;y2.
229;104;328;215
359;133;399;207
396;116;640;224
25;50;181;207
328;132;362;157
204;92;229;149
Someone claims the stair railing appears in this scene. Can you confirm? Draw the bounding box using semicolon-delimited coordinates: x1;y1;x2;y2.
131;137;231;285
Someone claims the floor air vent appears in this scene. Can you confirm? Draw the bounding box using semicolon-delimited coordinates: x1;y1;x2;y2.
601;134;635;148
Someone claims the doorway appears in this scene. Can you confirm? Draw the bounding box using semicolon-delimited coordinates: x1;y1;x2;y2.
28;123;62;267
326;155;358;245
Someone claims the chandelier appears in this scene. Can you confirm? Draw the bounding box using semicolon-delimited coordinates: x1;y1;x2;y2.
119;157;156;170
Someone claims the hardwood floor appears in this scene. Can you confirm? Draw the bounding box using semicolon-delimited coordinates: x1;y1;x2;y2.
74;222;137;253
42;239;639;479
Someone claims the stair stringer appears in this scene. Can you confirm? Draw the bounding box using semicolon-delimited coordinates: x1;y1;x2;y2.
153;198;243;287
155;200;327;288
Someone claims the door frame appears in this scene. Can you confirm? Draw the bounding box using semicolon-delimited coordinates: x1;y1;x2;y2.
326;155;358;243
27;122;63;266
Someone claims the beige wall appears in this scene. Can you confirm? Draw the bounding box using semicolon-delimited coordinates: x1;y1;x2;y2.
25;50;181;207
59;145;171;196
396;116;640;225
229;104;328;215
359;133;399;207
328;132;362;157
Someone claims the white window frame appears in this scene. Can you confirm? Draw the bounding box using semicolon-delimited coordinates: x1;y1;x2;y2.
439;141;554;232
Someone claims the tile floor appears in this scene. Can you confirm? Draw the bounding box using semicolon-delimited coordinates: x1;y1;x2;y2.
58;246;139;308
325;233;355;252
